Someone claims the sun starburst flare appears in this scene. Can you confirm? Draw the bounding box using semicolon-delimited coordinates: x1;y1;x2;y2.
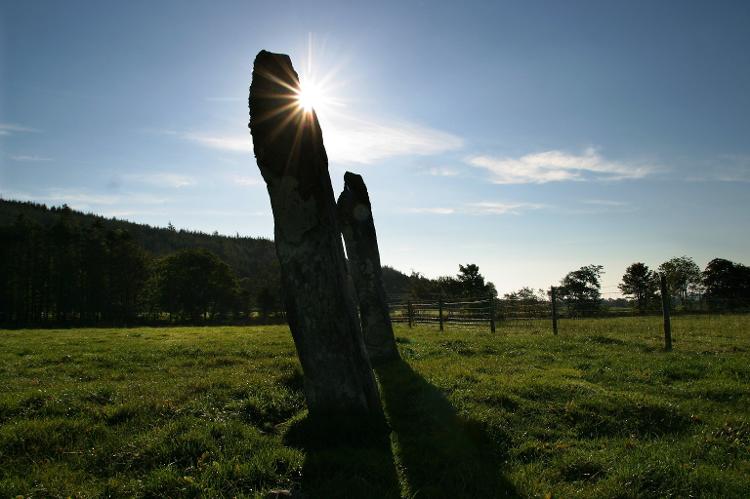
250;36;350;153
295;75;340;118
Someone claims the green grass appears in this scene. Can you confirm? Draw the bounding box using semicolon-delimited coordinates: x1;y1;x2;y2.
1;316;749;497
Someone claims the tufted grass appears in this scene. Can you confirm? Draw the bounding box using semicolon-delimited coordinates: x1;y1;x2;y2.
1;315;748;497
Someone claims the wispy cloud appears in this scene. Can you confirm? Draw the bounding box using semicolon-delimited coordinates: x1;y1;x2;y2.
582;199;629;207
704;154;750;183
425;166;460;177
467;147;655;184
683;155;750;183
406;207;457;215
230;175;262;187
8;155;52;162
405;201;545;216
2;189;168;209
149;129;251;153
182;132;251;153
160;114;462;165
323;116;463;164
0;123;40;136
561;199;637;215
125;172;196;188
466;201;546;215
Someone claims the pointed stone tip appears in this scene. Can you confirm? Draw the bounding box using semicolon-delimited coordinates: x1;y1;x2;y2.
252;50;294;76
344;171;365;190
249;49;300;132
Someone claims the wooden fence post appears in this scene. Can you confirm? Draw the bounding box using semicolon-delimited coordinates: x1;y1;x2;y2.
407;301;413;328
438;300;444;332
551;286;558;335
660;274;672;351
489;295;496;333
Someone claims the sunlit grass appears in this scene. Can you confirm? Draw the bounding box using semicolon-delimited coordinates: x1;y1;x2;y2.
1;317;748;497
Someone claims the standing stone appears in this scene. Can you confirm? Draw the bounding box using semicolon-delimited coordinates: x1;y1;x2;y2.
337;172;400;363
248;50;383;419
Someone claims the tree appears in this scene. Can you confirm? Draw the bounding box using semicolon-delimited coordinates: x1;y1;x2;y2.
457;264;497;298
49;206;81;323
619;263;659;314
457;264;484;296
381;265;411;300
658;256;702;305
106;229;149;324
0;198;284;326
151;249;238;321
80;220;110;323
503;287;546;303
256;286;279;319
702;258;750;310
407;270;437;299
559;264;604;316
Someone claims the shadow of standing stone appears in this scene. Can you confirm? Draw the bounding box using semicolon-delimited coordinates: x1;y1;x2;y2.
376;360;520;498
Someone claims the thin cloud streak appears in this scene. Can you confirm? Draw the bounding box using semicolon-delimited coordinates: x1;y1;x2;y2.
183;132;251;152
582;199;629;206
566;199;637;215
163;114;463;165
149;129;251;153
467;147;655;184
0;123;41;136
405;201;545;216
467;201;546;215
323;115;463;164
684;155;750;183
8;155;53;162
3;189;169;209
406;207;457;215
230;175;262;187
426;167;460;177
712;154;750;183
124;172;196;188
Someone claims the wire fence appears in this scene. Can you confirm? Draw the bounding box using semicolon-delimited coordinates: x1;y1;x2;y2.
389;296;496;332
388;286;750;345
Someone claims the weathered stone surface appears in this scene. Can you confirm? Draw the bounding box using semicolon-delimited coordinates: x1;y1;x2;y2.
248;50;383;419
337;171;400;363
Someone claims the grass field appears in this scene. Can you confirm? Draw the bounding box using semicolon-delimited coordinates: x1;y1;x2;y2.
1;316;749;498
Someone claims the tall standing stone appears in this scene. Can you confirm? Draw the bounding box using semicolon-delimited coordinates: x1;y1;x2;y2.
248;50;383;419
337;172;400;363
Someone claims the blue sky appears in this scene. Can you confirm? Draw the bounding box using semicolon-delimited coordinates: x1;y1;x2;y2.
1;0;749;295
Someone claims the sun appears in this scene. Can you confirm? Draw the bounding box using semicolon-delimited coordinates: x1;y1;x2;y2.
296;78;323;113
289;36;345;121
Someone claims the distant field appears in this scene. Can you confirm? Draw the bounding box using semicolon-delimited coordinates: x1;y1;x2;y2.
1;316;749;498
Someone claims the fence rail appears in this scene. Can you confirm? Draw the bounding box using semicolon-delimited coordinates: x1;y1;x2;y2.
388;285;750;348
389;296;496;332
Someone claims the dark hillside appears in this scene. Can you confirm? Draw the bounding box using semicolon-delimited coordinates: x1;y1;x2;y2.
0;199;414;325
0;198;278;281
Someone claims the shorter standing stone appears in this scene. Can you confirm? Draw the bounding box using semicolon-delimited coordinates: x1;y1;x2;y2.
337;172;400;363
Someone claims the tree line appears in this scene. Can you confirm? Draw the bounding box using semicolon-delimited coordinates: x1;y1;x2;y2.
0;201;499;326
0;201;284;326
618;256;750;313
2;200;748;325
382;263;498;301
500;257;750;317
